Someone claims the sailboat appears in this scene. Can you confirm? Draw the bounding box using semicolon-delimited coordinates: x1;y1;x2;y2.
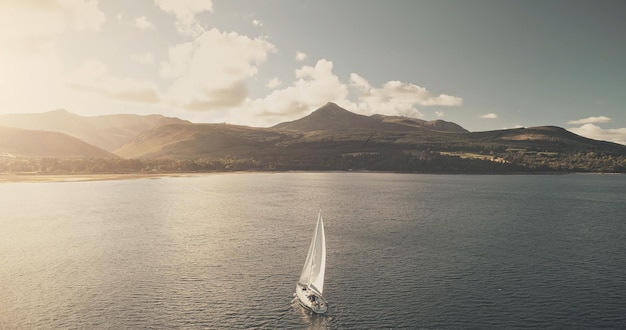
295;210;328;314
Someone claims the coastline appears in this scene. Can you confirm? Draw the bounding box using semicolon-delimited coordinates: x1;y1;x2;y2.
0;173;204;183
1;170;620;183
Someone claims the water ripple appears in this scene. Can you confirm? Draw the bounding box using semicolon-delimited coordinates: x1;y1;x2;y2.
1;173;625;328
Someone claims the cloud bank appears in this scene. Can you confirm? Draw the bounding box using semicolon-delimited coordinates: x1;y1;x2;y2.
569;124;626;146
350;73;462;118
567;116;612;125
567;116;626;145
0;0;465;128
232;61;464;126
160;28;276;110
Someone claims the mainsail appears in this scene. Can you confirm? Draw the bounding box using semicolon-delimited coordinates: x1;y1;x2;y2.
298;211;326;294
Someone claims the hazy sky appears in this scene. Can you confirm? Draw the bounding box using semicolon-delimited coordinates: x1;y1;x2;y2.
1;0;625;144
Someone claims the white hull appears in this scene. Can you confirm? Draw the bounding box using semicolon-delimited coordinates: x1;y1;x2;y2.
295;284;328;314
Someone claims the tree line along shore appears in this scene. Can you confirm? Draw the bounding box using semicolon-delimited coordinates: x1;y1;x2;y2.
2;148;625;177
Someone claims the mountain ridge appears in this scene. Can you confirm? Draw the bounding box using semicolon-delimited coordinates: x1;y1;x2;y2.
272;102;468;133
115;123;297;159
0;110;189;151
0;126;117;158
1;103;625;173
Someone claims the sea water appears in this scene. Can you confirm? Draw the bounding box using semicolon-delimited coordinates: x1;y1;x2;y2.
1;173;625;328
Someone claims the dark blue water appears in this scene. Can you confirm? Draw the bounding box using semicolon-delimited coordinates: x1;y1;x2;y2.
1;173;625;328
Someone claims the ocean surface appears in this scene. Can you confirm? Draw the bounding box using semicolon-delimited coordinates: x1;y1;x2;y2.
1;173;625;329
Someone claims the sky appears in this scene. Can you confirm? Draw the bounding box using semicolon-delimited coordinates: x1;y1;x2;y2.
1;0;625;145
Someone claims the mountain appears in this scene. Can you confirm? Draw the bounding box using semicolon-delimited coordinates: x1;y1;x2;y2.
2;103;625;173
115;123;298;159
110;103;626;173
0;127;117;158
0;110;189;151
465;126;625;151
272;102;386;131
270;103;622;151
272;102;467;133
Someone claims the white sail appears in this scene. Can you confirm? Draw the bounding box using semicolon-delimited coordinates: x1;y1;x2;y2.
298;211;326;294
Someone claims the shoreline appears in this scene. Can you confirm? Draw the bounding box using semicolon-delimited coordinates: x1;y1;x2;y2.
1;171;621;183
0;172;206;183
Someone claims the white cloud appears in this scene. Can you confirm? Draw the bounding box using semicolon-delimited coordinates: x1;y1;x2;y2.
242;59;349;123
370;80;463;106
160;28;276;110
69;59;160;104
295;51;307;62
135;16;156;30
252;19;263;27
154;0;213;37
480;113;498;119
266;77;282;89
236;60;465;126
131;52;155;65
348;73;462;118
566;115;626;145
569;124;626;145
435;111;444;117
292;59;349;104
350;73;370;91
567;116;612;125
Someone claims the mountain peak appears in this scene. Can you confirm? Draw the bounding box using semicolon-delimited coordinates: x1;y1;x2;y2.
312;102;352;115
272;102;469;133
312;102;359;116
318;101;341;109
272;102;374;131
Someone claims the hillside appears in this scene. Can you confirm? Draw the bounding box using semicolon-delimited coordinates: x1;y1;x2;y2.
273;102;467;133
109;103;626;173
460;126;626;152
115;123;298;159
0;127;117;158
2;103;625;173
0;110;189;151
370;114;468;133
272;102;388;131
